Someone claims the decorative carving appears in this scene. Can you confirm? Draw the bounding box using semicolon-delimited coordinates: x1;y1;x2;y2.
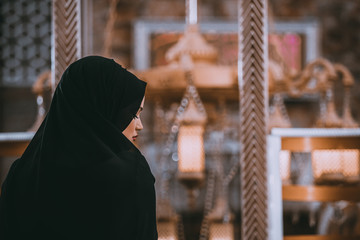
334;64;359;128
238;0;269;239
52;0;82;88
165;24;218;64
268;57;359;128
137;22;237;96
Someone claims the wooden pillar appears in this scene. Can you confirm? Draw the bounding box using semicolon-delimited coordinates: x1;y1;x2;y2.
52;0;82;89
238;0;269;239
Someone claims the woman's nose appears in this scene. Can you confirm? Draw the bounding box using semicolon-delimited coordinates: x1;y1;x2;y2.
136;118;143;131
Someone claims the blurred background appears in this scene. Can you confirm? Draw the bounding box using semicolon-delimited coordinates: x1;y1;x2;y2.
1;0;360;239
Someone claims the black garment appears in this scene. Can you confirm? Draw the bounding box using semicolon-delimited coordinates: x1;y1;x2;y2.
0;56;158;240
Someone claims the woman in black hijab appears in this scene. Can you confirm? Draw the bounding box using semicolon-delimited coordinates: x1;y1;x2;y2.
0;56;158;239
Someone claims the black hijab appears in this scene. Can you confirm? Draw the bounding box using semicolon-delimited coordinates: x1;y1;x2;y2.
0;56;158;239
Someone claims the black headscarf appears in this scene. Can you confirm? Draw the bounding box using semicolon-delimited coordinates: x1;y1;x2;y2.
0;56;158;239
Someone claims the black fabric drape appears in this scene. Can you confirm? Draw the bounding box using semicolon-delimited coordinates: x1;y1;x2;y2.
0;56;158;240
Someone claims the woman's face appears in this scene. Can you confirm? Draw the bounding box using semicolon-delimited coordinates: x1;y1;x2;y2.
122;97;145;143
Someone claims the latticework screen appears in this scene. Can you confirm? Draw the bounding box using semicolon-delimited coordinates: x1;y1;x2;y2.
0;0;51;86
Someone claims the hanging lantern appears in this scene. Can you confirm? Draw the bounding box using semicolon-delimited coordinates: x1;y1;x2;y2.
312;149;360;183
177;97;207;207
178;125;204;172
158;221;178;240
208;197;234;240
209;223;234;240
157;199;179;240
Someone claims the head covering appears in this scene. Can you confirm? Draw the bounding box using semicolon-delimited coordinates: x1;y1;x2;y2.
0;56;157;239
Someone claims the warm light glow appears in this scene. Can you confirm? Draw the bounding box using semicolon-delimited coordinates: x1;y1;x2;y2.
178;125;205;173
209;223;234;240
312;149;360;178
279;150;291;181
158;222;178;240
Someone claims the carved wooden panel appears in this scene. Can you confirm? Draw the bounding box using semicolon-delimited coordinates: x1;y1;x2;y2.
238;0;269;239
52;0;82;88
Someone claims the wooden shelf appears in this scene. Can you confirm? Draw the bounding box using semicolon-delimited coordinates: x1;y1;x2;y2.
282;184;360;202
281;136;360;151
0;132;33;157
284;235;360;240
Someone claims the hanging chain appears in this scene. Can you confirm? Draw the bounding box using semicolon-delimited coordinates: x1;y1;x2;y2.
219;100;240;188
211;99;241;187
177;212;186;240
199;131;226;240
184;71;207;115
223;154;240;187
199;167;217;240
158;98;187;200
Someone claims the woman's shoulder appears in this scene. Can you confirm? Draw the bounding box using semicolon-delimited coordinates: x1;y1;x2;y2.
82;152;140;184
95;150;155;184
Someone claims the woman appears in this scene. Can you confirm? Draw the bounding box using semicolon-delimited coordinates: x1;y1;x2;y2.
0;56;158;239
